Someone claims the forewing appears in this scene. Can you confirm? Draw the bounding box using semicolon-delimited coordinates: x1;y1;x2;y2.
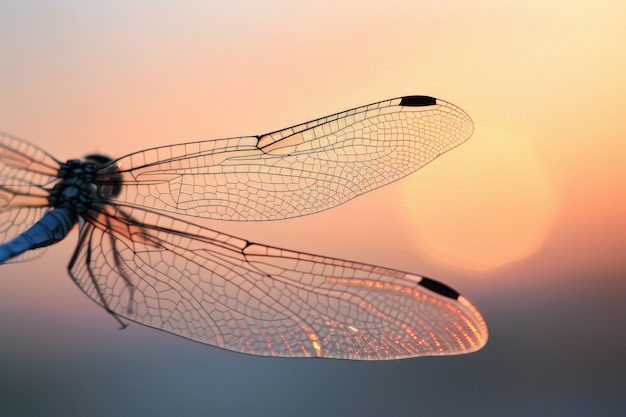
0;132;59;245
69;204;487;360
100;96;473;220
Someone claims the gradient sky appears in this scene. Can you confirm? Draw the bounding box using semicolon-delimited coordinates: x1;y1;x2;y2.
1;1;624;416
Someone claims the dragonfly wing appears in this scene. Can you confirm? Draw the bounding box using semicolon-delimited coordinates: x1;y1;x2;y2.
68;204;487;360
0;132;60;184
0;132;59;244
102;96;473;221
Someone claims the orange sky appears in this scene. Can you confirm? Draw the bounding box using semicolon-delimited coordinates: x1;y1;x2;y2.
0;1;624;414
5;1;622;279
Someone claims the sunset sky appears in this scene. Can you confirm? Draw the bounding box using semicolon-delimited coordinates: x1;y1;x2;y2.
1;1;624;416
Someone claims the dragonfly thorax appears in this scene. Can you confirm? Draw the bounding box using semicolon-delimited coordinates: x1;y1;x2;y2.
84;154;122;199
48;155;120;215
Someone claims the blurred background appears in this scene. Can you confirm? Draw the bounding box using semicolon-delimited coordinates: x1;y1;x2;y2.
0;1;624;416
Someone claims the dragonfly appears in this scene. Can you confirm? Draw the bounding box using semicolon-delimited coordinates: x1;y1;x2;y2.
0;95;487;360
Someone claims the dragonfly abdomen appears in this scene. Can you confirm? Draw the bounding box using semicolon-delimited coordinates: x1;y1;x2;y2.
0;208;77;263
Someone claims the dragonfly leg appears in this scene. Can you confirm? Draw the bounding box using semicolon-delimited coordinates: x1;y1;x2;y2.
69;224;130;330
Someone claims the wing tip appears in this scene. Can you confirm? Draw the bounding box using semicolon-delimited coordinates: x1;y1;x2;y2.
399;95;437;107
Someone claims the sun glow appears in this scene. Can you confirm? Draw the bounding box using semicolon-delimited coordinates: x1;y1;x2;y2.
402;127;559;272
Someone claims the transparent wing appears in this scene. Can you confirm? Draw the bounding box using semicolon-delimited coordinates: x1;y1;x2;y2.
68;203;487;360
0;132;59;245
99;96;473;221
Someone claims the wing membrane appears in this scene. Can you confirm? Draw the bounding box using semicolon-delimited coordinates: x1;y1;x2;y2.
69;203;487;360
0;132;60;184
101;97;473;221
0;132;59;244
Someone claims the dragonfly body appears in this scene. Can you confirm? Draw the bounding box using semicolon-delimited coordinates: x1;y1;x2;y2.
0;155;117;262
0;208;74;262
1;96;488;360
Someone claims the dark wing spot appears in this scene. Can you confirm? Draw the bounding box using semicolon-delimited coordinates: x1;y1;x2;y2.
399;96;437;107
419;277;460;299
